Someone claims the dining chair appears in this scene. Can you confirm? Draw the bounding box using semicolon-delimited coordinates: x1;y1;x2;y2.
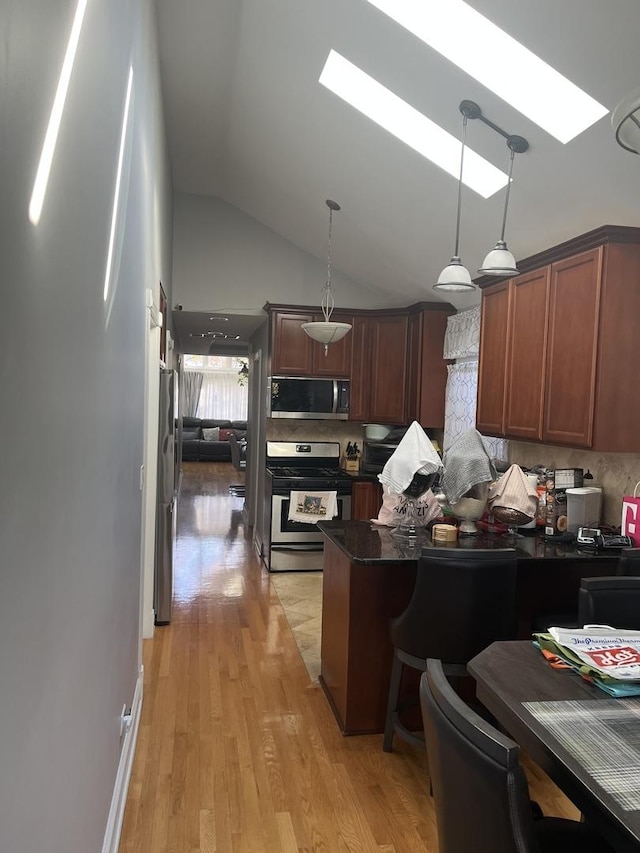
531;548;640;634
228;432;246;497
383;546;518;752
420;659;615;853
578;575;640;629
618;546;640;576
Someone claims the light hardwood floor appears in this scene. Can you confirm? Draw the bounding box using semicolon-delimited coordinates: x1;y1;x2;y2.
119;463;578;852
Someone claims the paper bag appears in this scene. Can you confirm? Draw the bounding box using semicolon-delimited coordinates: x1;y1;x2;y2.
621;481;640;546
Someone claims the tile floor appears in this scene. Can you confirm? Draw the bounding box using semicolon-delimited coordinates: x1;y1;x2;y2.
270;571;323;681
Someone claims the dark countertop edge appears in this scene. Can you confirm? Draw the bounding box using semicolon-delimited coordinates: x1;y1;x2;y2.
318;520;446;566
317;520;414;565
318;520;622;565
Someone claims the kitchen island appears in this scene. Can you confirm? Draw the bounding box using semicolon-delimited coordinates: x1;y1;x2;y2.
317;520;618;735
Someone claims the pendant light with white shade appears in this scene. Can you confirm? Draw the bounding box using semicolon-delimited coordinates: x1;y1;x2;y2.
434;99;529;291
302;199;352;355
434;101;478;293
478;133;529;276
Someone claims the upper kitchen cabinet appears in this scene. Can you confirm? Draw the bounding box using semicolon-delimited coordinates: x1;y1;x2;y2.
267;306;352;377
271;310;314;375
543;249;601;447
477;227;640;452
368;313;410;424
349;311;413;424
406;305;454;428
505;266;550;441
476;280;511;436
349;316;370;422
266;303;453;426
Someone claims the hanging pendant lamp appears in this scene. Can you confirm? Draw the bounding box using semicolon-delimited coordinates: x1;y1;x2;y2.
612;87;640;154
434;101;478;293
478;134;529;276
302;199;352;355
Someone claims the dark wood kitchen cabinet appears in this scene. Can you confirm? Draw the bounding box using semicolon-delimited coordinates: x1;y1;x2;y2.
504;266;550;441
349;312;410;425
477;227;640;452
478;259;588;444
368;314;409;424
349;316;370;422
350;480;383;521
268;308;352;377
271;311;314;375
266;302;453;426
543;249;601;447
476;279;510;436
405;306;453;428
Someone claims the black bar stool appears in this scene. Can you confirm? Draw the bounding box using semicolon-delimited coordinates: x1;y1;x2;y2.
383;546;518;752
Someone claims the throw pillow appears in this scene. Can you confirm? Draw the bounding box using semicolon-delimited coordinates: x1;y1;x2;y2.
202;427;220;441
219;428;234;441
182;428;201;441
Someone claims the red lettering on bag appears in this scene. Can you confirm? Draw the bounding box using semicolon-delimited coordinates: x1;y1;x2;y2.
585;646;640;668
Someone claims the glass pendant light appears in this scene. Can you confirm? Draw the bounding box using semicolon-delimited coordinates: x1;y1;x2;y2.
434;101;478;293
478;134;529;276
302;199;352;355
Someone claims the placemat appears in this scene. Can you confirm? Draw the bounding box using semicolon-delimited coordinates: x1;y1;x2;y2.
523;698;640;810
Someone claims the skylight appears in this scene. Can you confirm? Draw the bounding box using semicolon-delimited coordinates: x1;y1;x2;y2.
319;51;507;198
363;0;608;144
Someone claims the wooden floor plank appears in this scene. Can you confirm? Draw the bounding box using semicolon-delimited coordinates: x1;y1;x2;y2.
119;462;579;852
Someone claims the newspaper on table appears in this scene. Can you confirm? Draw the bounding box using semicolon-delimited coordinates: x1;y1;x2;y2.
548;626;640;681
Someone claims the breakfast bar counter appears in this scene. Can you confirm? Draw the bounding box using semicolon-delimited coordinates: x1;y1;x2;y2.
317;520;618;735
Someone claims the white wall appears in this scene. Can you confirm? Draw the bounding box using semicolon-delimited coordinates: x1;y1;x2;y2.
0;1;172;850
172;192;408;313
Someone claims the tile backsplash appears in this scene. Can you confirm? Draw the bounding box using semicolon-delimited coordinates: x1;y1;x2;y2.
265;420;444;464
266;419;365;458
510;441;640;527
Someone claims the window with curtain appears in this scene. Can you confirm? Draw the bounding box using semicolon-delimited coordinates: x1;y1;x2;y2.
442;307;507;461
184;355;248;420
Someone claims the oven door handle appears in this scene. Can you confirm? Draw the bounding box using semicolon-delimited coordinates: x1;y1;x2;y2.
271;544;324;552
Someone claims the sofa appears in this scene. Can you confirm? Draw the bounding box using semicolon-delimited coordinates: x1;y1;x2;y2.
181;417;248;462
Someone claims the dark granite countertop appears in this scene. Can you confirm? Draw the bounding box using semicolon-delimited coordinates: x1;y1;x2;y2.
317;520;620;565
341;471;381;483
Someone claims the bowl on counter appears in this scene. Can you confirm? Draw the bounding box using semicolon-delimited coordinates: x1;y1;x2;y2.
363;423;391;440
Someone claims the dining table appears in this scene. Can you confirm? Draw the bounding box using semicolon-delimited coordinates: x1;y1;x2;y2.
469;640;640;852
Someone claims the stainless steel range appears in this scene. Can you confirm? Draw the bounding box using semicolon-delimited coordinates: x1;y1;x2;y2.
264;441;352;572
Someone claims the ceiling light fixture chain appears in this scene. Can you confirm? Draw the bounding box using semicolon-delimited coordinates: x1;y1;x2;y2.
452;111;468;259
435;100;529;292
478;122;528;277
433;102;476;293
498;135;527;242
321;199;340;323
302;199;352;355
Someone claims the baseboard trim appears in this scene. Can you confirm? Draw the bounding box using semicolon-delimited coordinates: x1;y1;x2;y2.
143;607;155;639
102;665;144;853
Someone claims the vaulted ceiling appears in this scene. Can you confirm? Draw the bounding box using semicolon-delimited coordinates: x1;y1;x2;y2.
157;0;640;352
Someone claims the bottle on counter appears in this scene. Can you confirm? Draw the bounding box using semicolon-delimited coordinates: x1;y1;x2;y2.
535;474;547;527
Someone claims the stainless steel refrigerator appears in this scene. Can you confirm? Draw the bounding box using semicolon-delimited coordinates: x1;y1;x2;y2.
154;368;176;624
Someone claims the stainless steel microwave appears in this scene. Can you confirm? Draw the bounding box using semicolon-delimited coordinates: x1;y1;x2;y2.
267;376;350;420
